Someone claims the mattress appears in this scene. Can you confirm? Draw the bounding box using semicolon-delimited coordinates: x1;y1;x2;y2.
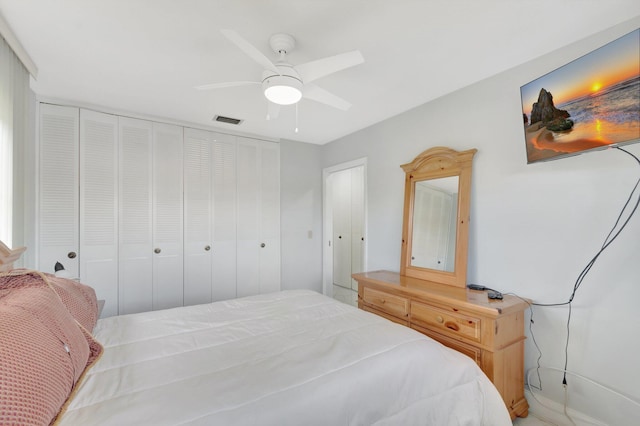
58;290;511;425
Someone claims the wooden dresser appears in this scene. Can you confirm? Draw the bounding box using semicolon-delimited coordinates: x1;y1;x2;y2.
353;270;529;419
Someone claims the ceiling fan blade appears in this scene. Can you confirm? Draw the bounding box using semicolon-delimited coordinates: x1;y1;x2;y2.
267;102;281;120
303;84;352;111
220;29;280;75
295;50;364;84
195;81;260;90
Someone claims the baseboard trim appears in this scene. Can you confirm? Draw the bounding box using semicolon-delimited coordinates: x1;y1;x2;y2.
524;389;607;426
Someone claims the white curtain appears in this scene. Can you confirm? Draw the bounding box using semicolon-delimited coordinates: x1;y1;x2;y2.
0;34;29;247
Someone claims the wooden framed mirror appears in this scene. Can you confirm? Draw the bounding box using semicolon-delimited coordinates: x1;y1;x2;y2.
399;147;476;287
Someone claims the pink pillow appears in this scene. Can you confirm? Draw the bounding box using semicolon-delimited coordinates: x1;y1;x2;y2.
0;273;103;425
47;275;99;332
0;272;100;332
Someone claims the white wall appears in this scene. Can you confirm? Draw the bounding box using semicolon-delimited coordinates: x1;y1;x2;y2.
319;16;640;423
279;139;323;292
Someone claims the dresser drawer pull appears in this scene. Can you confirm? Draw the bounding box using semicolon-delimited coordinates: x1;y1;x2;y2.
445;321;460;332
380;299;385;304
436;315;444;323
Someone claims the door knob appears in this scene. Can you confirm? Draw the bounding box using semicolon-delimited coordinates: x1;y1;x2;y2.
67;251;77;259
260;243;266;248
154;248;161;254
204;245;211;251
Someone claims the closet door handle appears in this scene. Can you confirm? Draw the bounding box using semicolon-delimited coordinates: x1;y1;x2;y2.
67;252;77;259
338;235;342;239
204;245;211;251
260;243;266;248
154;248;161;254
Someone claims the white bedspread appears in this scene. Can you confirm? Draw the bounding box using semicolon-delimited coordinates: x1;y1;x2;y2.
59;290;511;425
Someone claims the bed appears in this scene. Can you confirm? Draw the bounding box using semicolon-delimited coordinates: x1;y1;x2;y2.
0;242;511;425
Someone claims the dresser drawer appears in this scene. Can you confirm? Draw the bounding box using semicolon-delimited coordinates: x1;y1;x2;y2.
410;301;481;343
361;305;410;326
412;325;482;366
361;287;409;318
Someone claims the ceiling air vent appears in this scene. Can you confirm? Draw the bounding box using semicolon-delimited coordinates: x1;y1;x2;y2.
213;115;243;125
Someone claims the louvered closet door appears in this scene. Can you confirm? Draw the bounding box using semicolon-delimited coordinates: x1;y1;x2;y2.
236;137;280;297
211;133;237;301
184;129;237;304
183;128;213;305
38;104;79;275
258;141;280;293
118;117;153;315
152;122;184;310
79;110;118;317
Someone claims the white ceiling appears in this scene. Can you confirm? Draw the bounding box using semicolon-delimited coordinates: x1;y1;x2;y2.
1;1;639;145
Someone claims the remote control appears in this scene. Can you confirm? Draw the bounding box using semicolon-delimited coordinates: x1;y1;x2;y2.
467;284;486;291
487;291;503;300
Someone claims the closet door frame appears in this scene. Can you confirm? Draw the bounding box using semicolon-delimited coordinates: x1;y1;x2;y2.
322;158;367;298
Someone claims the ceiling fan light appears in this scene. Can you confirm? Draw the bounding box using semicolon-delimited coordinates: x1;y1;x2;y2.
263;75;303;105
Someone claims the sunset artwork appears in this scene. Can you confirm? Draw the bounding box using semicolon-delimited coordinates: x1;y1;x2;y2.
520;29;640;163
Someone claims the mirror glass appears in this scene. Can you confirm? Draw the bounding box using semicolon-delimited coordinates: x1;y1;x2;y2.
400;147;476;288
410;176;459;271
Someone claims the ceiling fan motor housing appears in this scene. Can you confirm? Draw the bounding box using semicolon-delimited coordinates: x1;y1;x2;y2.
269;33;296;55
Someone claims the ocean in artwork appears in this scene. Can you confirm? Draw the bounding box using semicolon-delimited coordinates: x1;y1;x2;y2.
555;75;640;144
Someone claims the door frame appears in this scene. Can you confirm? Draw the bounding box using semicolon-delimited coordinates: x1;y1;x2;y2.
322;157;367;297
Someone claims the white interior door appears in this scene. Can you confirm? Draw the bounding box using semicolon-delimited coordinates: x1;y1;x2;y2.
38;104;79;275
152;122;184;310
118;117;153;315
332;169;352;288
79;109;118;317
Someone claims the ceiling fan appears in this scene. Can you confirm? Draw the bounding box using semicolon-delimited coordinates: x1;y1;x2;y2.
196;30;365;121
